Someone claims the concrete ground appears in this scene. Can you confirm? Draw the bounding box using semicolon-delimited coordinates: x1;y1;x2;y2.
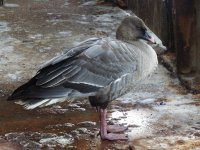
0;0;200;149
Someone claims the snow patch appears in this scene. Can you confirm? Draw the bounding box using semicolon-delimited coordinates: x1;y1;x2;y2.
81;1;96;6
64;0;69;6
39;136;74;147
4;3;20;8
57;31;72;37
7;73;18;80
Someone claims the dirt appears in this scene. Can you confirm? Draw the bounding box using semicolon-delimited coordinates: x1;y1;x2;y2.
0;0;200;150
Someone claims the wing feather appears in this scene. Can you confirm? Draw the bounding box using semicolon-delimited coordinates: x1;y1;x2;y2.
12;38;138;99
37;38;137;91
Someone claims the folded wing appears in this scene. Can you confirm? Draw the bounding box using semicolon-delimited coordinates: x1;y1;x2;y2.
8;38;137;100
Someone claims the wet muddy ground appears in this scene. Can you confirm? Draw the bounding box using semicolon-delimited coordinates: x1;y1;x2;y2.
0;0;200;149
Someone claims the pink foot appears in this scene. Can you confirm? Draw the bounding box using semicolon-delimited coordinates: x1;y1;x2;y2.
98;108;128;141
107;125;128;133
101;133;128;141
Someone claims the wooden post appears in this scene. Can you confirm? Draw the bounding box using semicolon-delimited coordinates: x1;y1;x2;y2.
193;0;200;90
170;0;200;92
172;0;195;74
0;0;3;6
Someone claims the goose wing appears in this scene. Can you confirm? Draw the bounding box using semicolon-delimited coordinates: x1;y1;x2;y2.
9;38;138;100
36;38;137;94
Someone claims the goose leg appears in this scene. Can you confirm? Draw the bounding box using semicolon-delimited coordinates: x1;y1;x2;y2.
99;108;128;140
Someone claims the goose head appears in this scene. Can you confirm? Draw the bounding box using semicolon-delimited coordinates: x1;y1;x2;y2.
116;16;155;44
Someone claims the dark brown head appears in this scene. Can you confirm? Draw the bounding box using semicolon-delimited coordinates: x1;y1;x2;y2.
116;16;155;43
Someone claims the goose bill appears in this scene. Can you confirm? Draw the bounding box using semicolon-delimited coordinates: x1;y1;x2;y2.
142;31;156;44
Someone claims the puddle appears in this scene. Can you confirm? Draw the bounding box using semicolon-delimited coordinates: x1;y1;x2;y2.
0;140;21;150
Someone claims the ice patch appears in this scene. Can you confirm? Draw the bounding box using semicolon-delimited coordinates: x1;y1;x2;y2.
0;22;14;54
0;21;10;33
75;20;89;25
46;123;75;129
7;73;18;80
7;71;22;81
94;14;114;23
81;1;96;6
47;12;53;15
64;0;69;6
5;132;74;149
138;98;156;104
110;109;159;140
118;91;156;104
46;19;66;25
57;31;72;37
0;44;14;53
91;9;132;36
4;3;20;8
39;136;74;147
81;15;87;20
77;121;96;127
29;33;43;39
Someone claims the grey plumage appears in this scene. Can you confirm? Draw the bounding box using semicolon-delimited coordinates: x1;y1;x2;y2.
8;16;160;110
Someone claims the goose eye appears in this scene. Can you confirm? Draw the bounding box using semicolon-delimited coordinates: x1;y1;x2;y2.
136;26;146;32
137;28;146;35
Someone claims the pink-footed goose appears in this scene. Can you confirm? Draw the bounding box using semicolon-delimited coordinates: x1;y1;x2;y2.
8;16;165;140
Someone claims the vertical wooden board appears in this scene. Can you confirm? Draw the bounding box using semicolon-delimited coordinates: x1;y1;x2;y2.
127;0;173;49
173;0;194;74
194;0;200;81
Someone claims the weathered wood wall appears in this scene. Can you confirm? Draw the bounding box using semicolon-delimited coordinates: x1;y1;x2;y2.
127;0;200;92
